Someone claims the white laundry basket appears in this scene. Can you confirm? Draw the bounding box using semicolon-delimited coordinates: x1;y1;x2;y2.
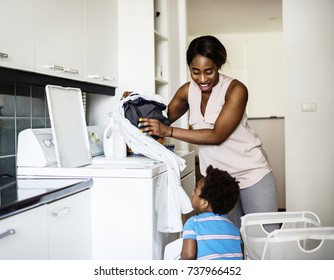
164;238;182;260
240;211;329;260
260;227;334;259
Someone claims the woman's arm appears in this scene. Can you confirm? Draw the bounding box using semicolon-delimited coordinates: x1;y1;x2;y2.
167;82;190;123
140;80;248;145
180;239;197;260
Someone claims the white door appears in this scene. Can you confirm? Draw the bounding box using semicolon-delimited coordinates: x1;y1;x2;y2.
34;0;85;80
0;205;48;260
47;190;92;259
0;0;34;71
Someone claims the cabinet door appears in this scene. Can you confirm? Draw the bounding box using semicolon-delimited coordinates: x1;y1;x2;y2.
85;0;118;86
181;171;196;221
34;0;85;81
62;0;85;80
0;205;48;260
0;0;34;71
34;0;62;77
47;190;92;259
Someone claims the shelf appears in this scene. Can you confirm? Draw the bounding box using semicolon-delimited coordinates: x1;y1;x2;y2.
154;0;169;102
155;77;169;84
154;30;168;41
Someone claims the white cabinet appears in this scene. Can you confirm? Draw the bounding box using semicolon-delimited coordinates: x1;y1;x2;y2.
0;205;48;260
85;0;118;87
178;150;196;221
48;190;92;259
0;190;91;260
0;0;34;71
34;0;85;81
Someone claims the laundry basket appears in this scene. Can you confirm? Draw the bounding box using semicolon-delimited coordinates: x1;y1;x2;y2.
261;227;334;259
164;238;182;260
240;211;323;260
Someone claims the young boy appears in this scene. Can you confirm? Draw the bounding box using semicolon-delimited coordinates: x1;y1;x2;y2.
181;165;243;260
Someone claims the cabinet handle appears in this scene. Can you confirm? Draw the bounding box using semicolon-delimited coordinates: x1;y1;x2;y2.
0;52;9;59
64;68;79;74
0;229;15;240
87;74;101;79
49;64;64;71
103;76;115;81
52;207;72;217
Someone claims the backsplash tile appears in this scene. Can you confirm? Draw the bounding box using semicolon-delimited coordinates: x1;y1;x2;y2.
16;84;31;117
0;82;15;117
0;119;15;156
0;81;50;178
0;80;89;178
32;85;47;117
0;66;115;178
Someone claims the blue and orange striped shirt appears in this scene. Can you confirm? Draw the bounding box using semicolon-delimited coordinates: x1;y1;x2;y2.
182;212;243;260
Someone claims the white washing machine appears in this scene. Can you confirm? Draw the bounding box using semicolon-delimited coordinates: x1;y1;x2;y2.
16;126;182;260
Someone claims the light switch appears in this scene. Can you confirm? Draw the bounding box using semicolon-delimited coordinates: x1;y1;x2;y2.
302;103;317;112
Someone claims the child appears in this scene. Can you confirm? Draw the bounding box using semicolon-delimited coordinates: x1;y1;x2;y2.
181;165;243;260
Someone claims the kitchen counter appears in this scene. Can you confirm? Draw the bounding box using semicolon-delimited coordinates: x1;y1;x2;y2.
0;177;92;220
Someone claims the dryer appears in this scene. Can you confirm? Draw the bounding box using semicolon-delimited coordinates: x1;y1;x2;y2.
17;126;180;260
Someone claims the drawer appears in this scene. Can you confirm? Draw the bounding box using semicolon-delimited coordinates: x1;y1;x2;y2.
181;171;195;199
176;150;195;178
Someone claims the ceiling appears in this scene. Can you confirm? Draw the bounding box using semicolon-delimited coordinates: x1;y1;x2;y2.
186;0;282;36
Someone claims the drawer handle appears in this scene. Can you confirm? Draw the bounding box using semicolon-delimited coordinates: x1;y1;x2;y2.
87;74;101;79
64;68;79;74
0;229;15;240
0;52;9;59
103;76;115;81
49;64;64;71
52;207;72;217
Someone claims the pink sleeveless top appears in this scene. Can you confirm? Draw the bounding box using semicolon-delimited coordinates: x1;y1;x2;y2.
188;74;271;189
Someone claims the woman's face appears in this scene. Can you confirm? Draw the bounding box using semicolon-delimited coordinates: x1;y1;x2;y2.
189;54;220;93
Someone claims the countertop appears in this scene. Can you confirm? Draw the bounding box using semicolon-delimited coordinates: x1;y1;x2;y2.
0;177;92;220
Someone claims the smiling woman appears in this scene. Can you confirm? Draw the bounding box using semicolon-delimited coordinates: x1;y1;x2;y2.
138;35;278;229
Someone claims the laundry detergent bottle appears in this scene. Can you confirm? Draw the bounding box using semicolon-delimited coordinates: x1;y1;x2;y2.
103;112;126;158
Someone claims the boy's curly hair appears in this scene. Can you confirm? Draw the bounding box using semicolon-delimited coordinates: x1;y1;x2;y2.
199;165;240;215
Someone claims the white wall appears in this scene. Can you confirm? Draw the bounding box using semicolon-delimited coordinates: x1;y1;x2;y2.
284;0;334;226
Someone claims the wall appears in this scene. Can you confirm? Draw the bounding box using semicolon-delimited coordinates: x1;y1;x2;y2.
248;117;285;210
283;0;334;226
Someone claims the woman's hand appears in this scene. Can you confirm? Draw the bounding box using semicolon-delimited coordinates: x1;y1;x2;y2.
138;118;173;138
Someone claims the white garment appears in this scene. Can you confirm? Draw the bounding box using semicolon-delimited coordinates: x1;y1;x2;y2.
111;95;193;232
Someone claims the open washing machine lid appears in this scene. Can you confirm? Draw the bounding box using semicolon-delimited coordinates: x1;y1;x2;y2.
45;85;92;168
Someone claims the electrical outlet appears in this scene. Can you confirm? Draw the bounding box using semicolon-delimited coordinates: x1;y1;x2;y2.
302;103;317;112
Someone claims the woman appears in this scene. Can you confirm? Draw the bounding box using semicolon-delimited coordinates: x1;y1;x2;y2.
138;35;278;228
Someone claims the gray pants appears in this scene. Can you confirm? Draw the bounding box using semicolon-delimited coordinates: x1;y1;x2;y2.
228;171;278;231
